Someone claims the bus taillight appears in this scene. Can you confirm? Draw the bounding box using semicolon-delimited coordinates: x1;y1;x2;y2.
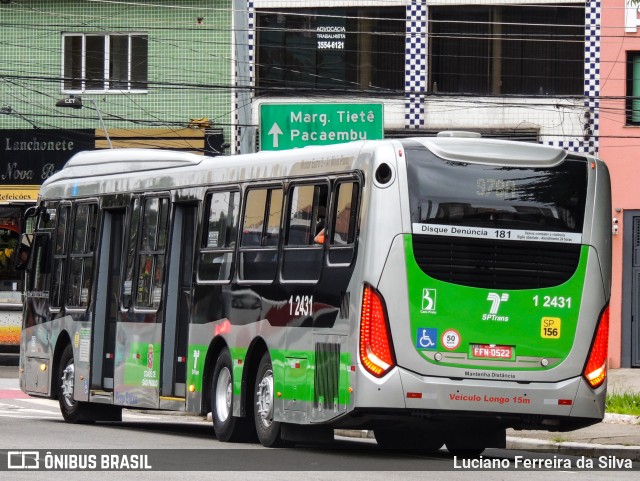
583;305;609;389
360;284;395;377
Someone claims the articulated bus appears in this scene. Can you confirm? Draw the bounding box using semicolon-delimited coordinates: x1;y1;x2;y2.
19;135;611;454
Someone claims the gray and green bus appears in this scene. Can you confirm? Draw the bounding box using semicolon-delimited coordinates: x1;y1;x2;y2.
19;134;611;455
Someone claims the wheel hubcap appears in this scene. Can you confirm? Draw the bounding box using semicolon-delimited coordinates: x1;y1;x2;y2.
61;363;75;408
256;368;274;428
215;367;232;422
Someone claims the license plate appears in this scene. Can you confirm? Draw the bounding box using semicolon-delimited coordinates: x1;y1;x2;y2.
470;344;513;359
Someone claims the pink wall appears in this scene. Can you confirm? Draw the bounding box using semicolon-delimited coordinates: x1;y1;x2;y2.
600;0;640;367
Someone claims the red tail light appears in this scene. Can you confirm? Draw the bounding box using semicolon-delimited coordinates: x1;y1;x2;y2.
583;305;609;389
360;284;395;377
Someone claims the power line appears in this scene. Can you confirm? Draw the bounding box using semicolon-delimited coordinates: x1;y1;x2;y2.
0;0;630;148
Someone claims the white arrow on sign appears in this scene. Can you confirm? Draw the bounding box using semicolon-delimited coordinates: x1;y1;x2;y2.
268;122;283;148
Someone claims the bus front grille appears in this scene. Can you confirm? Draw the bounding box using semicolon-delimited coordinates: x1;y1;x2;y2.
411;235;581;289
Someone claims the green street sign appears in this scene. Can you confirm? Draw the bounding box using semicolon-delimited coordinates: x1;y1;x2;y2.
259;103;384;151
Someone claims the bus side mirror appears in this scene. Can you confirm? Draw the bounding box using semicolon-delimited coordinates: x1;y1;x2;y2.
23;206;38;220
14;233;33;271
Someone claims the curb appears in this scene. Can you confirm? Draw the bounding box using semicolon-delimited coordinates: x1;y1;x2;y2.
335;429;640;461
604;413;640;425
505;437;640;462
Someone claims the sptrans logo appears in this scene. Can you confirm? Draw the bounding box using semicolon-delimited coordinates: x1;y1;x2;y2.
483;293;510;322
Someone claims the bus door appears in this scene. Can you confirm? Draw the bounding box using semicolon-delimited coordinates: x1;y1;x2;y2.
92;209;125;394
160;203;196;407
112;195;169;410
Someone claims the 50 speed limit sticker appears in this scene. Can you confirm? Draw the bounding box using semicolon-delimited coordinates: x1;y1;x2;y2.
441;329;461;350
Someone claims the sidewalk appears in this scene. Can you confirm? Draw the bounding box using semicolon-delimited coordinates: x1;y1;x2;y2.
504;368;640;460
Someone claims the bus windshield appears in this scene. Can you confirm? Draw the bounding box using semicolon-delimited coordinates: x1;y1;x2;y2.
405;149;588;233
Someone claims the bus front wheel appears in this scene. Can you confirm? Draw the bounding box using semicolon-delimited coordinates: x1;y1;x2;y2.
57;344;94;423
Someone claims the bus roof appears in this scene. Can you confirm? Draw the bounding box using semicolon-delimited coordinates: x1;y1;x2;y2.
405;137;569;167
45;142;369;184
41;137;583;199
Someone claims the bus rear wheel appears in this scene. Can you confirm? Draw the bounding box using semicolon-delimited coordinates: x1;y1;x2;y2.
443;426;504;457
444;436;486;458
57;344;94;423
253;352;287;447
210;348;254;442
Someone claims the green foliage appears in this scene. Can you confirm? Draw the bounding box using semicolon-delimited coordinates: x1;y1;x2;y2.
605;391;640;416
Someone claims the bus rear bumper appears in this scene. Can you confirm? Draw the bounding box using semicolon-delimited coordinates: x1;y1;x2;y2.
349;366;606;431
401;368;605;419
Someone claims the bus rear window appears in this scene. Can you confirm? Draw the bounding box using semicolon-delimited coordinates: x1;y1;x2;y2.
405;149;588;233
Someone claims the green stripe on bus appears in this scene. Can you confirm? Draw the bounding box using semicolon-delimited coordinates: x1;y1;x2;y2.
186;345;352;405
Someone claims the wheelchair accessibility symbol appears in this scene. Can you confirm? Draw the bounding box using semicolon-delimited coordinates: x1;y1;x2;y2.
416;328;437;350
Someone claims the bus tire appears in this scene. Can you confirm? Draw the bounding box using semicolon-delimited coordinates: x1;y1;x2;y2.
444;437;485;458
374;428;444;451
210;348;253;442
445;446;485;458
444;425;503;457
253;352;286;447
57;344;94;423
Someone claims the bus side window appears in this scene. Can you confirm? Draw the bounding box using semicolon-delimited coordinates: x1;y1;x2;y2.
27;233;50;294
135;197;169;311
239;187;282;282
50;204;71;309
198;190;240;282
328;181;359;265
263;189;282;247
122;197;140;309
281;183;327;282
66;203;98;308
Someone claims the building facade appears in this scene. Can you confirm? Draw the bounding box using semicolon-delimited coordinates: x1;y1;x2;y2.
242;0;598;154
1;0;233;174
600;0;640;368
